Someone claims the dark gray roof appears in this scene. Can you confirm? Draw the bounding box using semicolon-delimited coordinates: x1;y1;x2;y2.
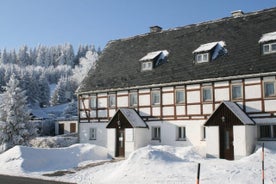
77;7;276;94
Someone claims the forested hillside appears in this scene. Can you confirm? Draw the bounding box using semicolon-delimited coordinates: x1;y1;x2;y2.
0;44;99;107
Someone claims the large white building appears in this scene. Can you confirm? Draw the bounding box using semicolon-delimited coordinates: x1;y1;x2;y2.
76;8;276;160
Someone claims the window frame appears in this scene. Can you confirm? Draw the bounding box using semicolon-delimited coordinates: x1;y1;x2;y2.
129;92;138;107
264;81;276;98
177;126;186;141
175;89;185;104
195;53;209;63
259;125;276;140
141;61;153;71
231;84;243;100
151;90;161;105
108;94;116;108
202;86;212;102
89;128;97;140
262;42;276;55
152;126;161;141
90;95;97;109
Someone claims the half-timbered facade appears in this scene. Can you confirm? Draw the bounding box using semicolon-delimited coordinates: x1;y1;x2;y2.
76;8;276;160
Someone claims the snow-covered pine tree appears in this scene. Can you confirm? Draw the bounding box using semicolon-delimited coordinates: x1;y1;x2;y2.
0;74;37;150
62;99;77;118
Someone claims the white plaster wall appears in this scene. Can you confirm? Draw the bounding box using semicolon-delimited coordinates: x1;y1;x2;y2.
176;106;185;116
245;101;262;112
55;121;78;135
187;104;201;115
162;107;174;116
107;128;116;157
98;97;107;108
214;88;229;101
244;78;260;84
202;104;213;114
134;128;150;149
152;107;161;116
81;99;89;109
90;110;97;118
98;110;107;118
186;84;200;90
214;81;229;87
233;126;256;159
139;94;150;106
79;122;107;147
125;128;135;158
162;93;174;105
109;109;116;118
139;107;151;116
245;85;261;99
264;100;276;111
162;87;174;92
206;126;219;158
187;91;200;103
117;96;128;107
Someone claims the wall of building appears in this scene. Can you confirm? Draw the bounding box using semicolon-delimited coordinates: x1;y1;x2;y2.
55;120;78;135
206;126;220;158
107;128;116;157
79;122;107;147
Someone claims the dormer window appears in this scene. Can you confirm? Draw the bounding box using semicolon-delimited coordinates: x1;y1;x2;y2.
140;50;169;71
259;31;276;55
193;41;227;63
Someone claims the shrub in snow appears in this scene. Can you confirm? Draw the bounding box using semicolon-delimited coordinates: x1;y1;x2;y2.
29;134;78;148
0;75;37;151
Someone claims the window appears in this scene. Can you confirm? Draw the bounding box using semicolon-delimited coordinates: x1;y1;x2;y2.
177;127;186;140
202;87;212;102
195;53;209;63
231;84;243;100
262;43;276;54
90;96;97;108
152;127;161;140
108;94;116;108
259;125;276;139
264;81;275;97
141;61;153;71
129;92;138;107
175;89;185;104
89;128;97;140
151;90;160;105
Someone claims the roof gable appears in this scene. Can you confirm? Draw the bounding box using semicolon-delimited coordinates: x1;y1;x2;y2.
77;8;276;93
205;101;255;126
106;108;147;128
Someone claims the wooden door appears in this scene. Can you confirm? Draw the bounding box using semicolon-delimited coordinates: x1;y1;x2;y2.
70;123;76;133
219;126;234;160
116;129;125;157
59;124;64;135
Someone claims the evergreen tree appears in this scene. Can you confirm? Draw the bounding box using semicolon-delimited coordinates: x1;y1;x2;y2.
62;99;77;118
0;75;37;150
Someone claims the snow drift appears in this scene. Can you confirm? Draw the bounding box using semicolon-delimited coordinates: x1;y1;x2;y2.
0;144;111;173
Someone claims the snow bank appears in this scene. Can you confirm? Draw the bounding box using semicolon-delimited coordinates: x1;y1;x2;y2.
0;144;111;174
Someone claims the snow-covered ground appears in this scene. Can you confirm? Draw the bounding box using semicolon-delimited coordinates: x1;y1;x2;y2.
0;144;275;184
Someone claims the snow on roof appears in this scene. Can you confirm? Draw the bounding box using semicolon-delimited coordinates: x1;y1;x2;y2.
223;101;255;125
259;31;276;43
120;108;147;128
139;50;169;61
193;41;225;53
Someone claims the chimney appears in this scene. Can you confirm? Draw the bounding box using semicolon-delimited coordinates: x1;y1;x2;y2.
150;26;162;33
231;10;244;18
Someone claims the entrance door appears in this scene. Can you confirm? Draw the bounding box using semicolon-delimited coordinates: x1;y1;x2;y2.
59;124;64;135
219;126;234;160
116;129;125;157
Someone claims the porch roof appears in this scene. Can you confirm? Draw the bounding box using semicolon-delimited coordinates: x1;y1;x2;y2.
205;101;255;126
107;108;148;128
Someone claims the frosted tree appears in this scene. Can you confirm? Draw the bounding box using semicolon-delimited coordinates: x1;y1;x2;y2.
38;73;50;107
51;76;73;105
0;75;37;150
62;99;78;118
17;45;30;66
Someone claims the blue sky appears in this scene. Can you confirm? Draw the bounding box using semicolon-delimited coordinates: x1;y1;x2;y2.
0;0;275;51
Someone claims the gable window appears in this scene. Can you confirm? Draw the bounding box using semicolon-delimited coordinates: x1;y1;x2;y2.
175;89;185;104
177;126;186;141
129;92;138;107
89;128;97;140
108;94;116;108
259;31;276;55
90;95;97;108
202;86;212;102
264;81;275;97
196;53;209;63
193;41;227;63
152;126;161;140
151;90;160;105
141;61;153;71
231;84;243;100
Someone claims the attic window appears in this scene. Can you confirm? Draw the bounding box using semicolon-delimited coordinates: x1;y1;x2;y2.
140;50;169;71
193;41;227;63
259;31;276;55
